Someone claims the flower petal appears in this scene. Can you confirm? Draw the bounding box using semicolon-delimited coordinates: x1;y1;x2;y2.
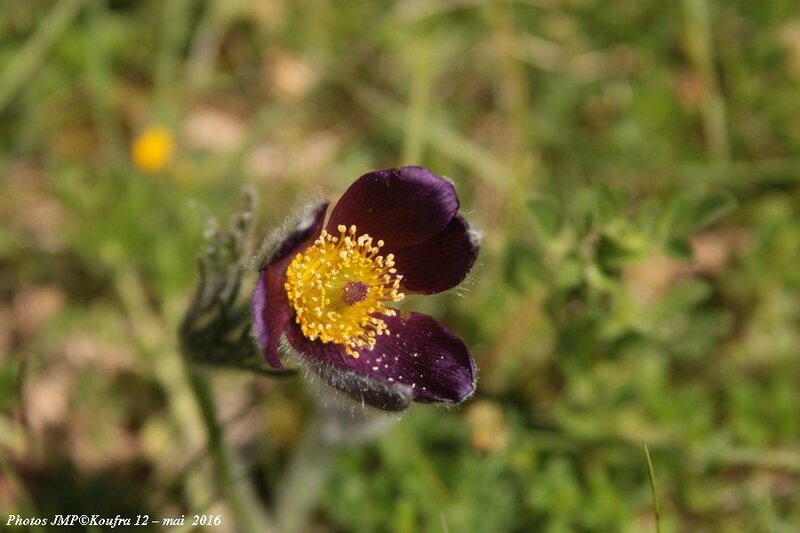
252;202;328;368
326;167;458;246
389;214;479;295
285;311;476;406
289;340;415;412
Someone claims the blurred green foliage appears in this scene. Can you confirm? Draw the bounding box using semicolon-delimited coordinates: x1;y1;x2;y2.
2;0;800;531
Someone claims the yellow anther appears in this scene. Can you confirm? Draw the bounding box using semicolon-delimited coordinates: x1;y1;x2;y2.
285;225;405;357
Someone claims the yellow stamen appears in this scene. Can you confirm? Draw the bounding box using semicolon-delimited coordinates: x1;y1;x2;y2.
284;225;404;358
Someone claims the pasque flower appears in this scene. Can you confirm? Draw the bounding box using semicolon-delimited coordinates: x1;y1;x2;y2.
252;167;479;410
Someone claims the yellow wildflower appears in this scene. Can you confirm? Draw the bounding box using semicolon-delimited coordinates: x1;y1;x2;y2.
131;125;174;173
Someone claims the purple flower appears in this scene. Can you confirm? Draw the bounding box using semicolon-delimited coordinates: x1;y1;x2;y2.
252;167;479;411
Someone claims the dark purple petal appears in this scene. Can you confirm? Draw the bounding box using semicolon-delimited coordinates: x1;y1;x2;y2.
285;311;476;406
251;271;288;368
326;167;458;247
270;201;330;264
388;214;479;295
295;343;414;412
252;202;328;368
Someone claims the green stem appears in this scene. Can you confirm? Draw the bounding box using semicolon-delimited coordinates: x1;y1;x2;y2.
85;0;124;164
682;0;730;163
117;269;280;530
0;0;86;115
402;35;435;165
488;0;539;215
185;0;230;91
351;84;508;187
155;0;195;119
114;269;213;509
643;443;662;533
190;370;277;533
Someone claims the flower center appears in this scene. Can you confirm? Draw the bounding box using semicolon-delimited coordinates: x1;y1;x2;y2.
341;281;369;305
284;224;404;358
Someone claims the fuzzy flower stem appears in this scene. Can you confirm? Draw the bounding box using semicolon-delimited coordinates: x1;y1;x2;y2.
189;369;277;533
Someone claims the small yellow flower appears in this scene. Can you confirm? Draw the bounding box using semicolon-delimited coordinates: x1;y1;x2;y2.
131;125;174;173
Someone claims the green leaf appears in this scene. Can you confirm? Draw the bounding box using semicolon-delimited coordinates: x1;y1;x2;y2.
658;279;712;316
571;188;596;236
594;183;630;226
661;189;736;238
659;187;703;238
689;191;737;231
597;234;643;272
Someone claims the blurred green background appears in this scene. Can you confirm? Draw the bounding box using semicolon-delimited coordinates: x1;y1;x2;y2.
2;0;800;531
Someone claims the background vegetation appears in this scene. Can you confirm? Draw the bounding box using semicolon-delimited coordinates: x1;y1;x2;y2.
2;0;800;531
